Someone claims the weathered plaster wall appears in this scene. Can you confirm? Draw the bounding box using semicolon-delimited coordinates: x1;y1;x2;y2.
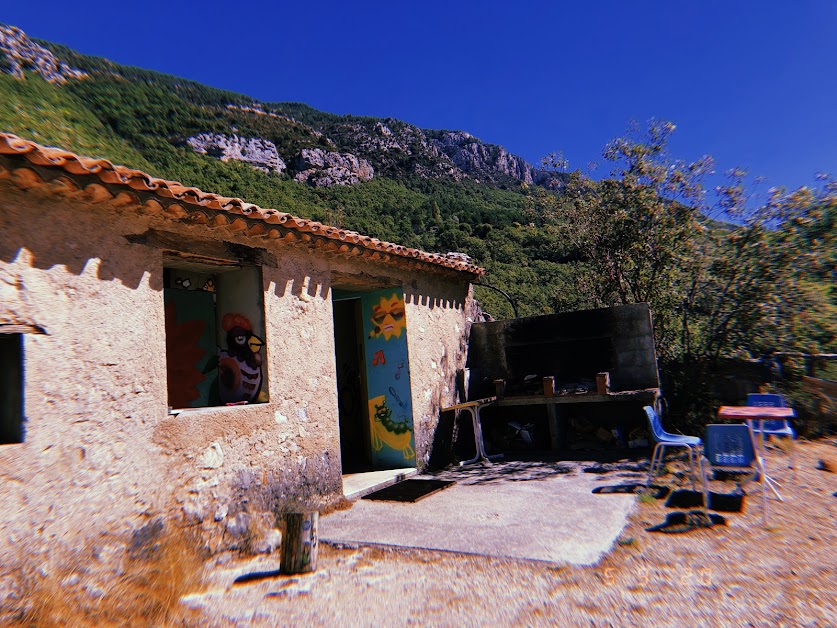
403;278;475;468
154;250;347;549
0;186;345;556
0;186;169;558
0;181;477;558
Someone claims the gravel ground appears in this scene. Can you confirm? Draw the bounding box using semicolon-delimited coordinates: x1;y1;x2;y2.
183;439;837;627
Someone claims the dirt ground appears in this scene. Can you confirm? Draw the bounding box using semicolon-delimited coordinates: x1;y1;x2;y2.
183;439;836;627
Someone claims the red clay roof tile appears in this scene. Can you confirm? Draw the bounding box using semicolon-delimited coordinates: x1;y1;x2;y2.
0;133;484;277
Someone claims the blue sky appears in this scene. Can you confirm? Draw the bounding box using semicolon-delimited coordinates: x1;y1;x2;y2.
4;1;836;195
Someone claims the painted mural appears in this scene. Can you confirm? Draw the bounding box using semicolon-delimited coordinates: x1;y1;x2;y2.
368;293;407;341
163;266;268;408
215;267;268;404
361;289;415;467
163;287;216;408
218;313;265;404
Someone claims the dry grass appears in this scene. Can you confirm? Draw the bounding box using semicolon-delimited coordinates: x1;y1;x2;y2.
636;491;658;504
4;523;207;627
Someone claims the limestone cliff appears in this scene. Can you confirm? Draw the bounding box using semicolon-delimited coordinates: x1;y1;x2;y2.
186;133;287;174
0;24;86;84
293;148;374;187
314;117;538;186
431;131;535;184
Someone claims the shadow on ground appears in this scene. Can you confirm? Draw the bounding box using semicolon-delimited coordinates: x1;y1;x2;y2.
428;459;576;485
427;451;657;485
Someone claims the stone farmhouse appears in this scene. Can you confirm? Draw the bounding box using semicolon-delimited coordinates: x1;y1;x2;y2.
0;133;482;551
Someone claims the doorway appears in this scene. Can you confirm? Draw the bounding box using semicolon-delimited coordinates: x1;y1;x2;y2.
332;287;416;473
333;298;371;473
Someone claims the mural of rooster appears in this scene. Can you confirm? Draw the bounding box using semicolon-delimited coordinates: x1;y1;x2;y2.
218;313;264;404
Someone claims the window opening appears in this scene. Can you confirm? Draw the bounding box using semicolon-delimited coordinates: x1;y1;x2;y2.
0;333;24;444
163;258;268;410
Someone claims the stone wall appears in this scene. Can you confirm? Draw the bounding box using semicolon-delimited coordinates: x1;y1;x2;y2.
0;183;475;557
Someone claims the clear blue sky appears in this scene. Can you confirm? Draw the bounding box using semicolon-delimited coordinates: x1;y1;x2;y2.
4;1;836;194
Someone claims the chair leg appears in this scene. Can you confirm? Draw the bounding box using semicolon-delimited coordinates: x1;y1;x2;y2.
762;454;785;502
765;476;784;501
699;456;711;515
647;444;661;486
685;447;692;489
656;445;666;477
687;446;697;491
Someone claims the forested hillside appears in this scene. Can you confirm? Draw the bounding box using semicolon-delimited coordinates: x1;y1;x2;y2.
1;24;834;423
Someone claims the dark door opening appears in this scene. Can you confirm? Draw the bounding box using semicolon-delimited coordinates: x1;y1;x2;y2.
333;298;373;473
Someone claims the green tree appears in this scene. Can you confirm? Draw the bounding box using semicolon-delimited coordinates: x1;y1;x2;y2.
544;120;713;360
540;121;836;424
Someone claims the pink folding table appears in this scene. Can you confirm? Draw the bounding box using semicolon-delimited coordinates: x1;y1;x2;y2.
717;405;796;500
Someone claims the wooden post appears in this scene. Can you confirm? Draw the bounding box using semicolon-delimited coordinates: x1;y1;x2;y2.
596;372;610;395
280;512;318;574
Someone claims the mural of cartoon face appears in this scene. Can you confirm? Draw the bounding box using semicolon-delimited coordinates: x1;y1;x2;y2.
369;294;406;341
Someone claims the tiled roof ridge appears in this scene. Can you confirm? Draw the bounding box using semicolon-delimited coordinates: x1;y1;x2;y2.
0;133;485;276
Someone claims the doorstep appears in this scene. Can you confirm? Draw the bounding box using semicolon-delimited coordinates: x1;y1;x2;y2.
342;468;417;500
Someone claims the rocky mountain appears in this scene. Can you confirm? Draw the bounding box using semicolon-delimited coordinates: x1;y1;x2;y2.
187;133;287;174
264;109;551;187
432;130;535;183
293;148;374;187
0;23;567;192
0;24;86;84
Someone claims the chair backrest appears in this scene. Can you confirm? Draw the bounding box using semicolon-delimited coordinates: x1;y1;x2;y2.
704;424;757;467
643;405;665;441
746;393;786;408
751;419;790;432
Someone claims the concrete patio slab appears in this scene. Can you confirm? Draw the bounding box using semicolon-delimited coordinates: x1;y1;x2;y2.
322;460;637;566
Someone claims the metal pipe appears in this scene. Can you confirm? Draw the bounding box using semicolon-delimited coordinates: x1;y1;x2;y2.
473;282;519;319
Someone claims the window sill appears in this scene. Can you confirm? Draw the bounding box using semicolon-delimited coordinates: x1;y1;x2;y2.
167;402;271;417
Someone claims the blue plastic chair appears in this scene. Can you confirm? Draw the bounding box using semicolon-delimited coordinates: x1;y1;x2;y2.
700;423;768;526
746;393;787;408
644;406;702;489
746;393;796;477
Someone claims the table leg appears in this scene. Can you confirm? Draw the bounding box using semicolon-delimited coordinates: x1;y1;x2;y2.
758;418;785;502
473;404;503;463
457;405;504;466
457;407;481;466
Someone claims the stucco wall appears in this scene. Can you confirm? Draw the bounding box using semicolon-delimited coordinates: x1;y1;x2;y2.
0;183;476;556
155;251;348;549
403;279;475;467
0;186;169;557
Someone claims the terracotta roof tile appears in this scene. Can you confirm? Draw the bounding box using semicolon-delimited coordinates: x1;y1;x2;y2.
0;133;485;277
